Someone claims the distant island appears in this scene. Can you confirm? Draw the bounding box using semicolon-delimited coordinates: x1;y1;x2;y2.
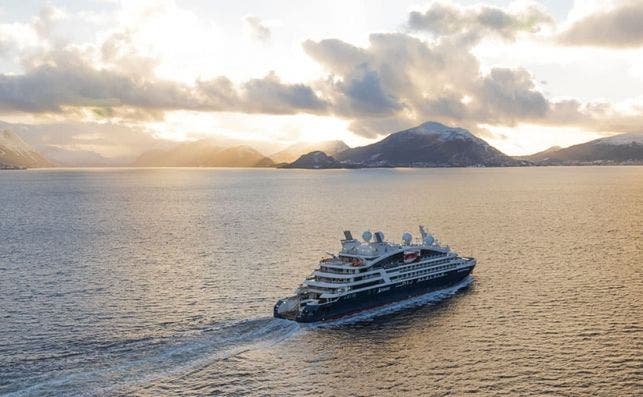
282;122;643;169
515;133;643;166
2;122;642;169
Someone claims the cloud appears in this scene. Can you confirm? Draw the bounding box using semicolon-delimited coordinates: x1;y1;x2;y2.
303;29;642;138
475;68;549;123
408;1;554;44
558;0;643;48
239;72;328;114
305;32;555;136
0;50;196;114
243;15;271;42
0;49;327;117
1;0;642;146
32;3;66;39
324;64;403;117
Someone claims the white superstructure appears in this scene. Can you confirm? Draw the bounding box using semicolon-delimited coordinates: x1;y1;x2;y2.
275;225;476;322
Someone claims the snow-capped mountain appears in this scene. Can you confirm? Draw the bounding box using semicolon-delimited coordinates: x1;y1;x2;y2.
334;121;522;167
0;130;53;168
523;132;643;164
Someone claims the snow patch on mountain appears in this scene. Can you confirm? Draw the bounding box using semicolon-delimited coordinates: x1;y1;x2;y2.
409;122;478;142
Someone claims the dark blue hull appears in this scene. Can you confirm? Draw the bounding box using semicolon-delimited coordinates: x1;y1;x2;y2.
274;264;475;323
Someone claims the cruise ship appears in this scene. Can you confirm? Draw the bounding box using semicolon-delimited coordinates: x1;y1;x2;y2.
274;226;476;322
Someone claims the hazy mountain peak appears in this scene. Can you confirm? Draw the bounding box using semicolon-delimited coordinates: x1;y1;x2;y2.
521;132;643;164
1;129;31;156
132;140;274;167
270;140;350;163
545;145;562;152
0;129;53;168
593;132;643;145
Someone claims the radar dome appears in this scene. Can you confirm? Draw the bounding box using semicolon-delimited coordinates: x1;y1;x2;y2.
402;232;412;245
424;234;435;245
362;230;372;242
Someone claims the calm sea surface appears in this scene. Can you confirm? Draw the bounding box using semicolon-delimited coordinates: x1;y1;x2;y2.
0;167;641;396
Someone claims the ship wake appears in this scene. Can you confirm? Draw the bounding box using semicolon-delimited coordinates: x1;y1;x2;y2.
8;278;473;396
7;317;301;397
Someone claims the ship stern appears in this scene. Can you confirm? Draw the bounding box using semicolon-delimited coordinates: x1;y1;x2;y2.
274;296;300;320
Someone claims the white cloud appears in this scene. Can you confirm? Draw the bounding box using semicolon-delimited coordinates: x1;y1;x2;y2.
0;0;641;156
243;15;271;42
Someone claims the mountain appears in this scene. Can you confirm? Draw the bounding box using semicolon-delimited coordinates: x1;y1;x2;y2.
280;151;353;169
0;130;54;168
517;145;562;161
132;140;275;167
270;140;349;163
522;133;643;164
39;145;125;167
335;121;523;167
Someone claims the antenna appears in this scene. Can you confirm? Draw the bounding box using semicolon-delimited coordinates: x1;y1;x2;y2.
419;225;427;238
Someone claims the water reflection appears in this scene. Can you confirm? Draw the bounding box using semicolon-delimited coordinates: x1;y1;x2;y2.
1;167;641;396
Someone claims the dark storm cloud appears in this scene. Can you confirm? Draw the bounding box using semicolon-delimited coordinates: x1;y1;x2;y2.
559;1;643;48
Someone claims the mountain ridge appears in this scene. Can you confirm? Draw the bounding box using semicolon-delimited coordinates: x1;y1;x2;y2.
132;139;275;167
334;121;524;167
270;140;349;163
521;132;643;164
0;130;54;168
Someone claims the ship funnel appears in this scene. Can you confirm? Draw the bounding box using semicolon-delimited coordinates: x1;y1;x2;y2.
343;230;354;240
374;231;384;243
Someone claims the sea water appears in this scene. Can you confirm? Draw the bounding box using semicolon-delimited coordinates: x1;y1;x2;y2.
1;167;641;396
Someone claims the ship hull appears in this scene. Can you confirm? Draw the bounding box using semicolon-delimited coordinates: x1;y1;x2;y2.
274;264;475;323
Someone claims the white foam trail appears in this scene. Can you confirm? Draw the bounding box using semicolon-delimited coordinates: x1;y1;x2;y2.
8;278;472;396
7;318;301;397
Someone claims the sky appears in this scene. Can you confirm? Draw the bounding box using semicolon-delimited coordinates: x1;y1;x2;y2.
0;0;642;157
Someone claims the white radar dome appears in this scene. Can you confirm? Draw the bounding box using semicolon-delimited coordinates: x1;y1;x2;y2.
362;230;372;242
402;232;412;245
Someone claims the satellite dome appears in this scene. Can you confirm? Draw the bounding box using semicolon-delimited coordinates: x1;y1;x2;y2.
362;230;372;242
402;232;412;245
